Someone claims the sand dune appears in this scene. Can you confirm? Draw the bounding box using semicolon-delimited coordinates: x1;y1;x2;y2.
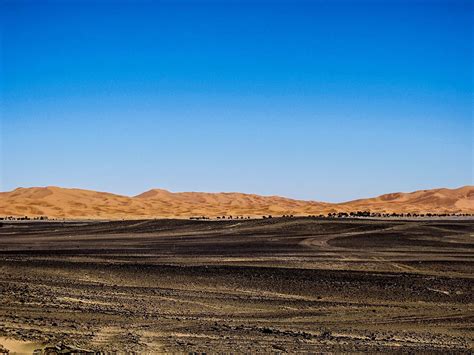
339;186;474;214
0;185;472;219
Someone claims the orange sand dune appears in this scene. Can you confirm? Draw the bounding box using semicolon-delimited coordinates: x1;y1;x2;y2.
338;186;474;214
0;186;472;219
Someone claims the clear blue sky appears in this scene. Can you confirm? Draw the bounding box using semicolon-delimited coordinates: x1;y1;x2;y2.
1;0;472;202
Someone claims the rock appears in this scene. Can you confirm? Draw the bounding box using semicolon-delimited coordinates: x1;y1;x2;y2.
39;343;96;355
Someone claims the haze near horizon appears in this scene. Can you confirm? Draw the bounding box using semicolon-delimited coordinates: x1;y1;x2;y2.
1;0;472;202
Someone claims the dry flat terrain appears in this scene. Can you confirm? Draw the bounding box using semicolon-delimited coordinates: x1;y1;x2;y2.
1;185;472;219
0;217;473;353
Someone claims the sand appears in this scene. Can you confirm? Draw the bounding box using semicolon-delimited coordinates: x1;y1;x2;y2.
0;185;472;219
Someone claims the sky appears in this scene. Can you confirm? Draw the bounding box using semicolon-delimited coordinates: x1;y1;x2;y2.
0;0;472;202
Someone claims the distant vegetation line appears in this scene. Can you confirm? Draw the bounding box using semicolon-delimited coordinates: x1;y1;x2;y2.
2;211;473;222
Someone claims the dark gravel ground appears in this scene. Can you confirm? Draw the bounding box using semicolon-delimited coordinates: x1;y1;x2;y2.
0;217;473;353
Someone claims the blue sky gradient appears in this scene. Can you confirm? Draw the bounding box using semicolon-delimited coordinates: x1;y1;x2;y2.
1;0;472;201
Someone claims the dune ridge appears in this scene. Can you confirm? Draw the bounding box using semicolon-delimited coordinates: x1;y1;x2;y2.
0;185;472;219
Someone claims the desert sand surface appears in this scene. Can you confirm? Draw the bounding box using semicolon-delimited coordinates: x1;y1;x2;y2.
0;185;472;219
0;217;472;353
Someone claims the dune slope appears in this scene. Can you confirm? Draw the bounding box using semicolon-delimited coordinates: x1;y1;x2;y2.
0;185;472;218
339;186;474;214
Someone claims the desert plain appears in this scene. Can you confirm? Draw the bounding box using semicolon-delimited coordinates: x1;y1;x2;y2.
0;215;473;353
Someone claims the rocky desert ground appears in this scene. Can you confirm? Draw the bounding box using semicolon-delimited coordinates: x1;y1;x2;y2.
0;217;473;353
